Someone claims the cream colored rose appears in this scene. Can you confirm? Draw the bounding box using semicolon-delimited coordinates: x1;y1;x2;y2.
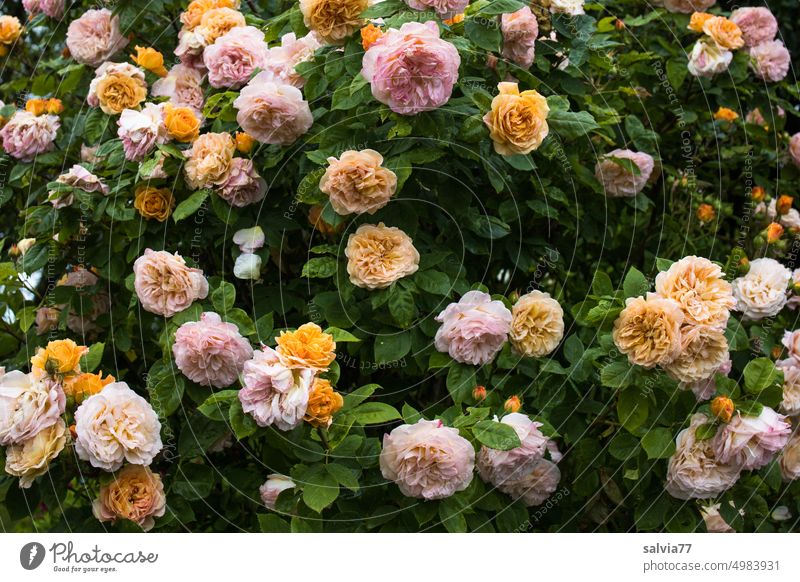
5;419;67;488
664;325;729;383
345;223;420;289
483;82;549;156
319;149;397;215
299;0;368;44
92;464;166;531
655;256;735;329
509;290;564;357
780;432;800;481
732;257;791;320
184;132;236;189
612;294;684;368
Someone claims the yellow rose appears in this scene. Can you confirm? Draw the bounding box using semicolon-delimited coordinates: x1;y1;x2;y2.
5;419;67;489
133;184;175;221
275;322;336;371
31;339;89;376
45;98;63;115
696;203;716;223
0;15;22;47
303;378;344;428
164;104;200;143
360;23;383;50
63;371;115;404
131;46;168;77
299;0;368;44
25;98;48;116
197;7;246;45
688;12;713;33
702;16;744;50
483;82;549;156
235;131;256;154
181;0;240;30
713;106;738;122
95;73;148;115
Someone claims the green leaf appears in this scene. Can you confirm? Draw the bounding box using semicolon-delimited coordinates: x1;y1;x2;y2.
302;256;338;278
591;271;614;296
211;281;236;312
360;0;404;18
415;270;451;295
342;384;380;411
473;419;522;450
388;286;415;327
302;468;339;513
374;331;411;364
548;109;599;140
743;358;780;395
736;401;764;417
325;327;360;342
477;0;525;14
438;498;468;533
174;463;214;500
258;514;290;532
622;267;649;298
197;390;239;421
352;402;402;424
694;423;718;441
296;168;327;205
326;463;360;492
464;19;502;53
617;388;649;432
146;360;185;418
601;360;633;389
79;342;104;373
640;428;676;459
446;363;476;404
402;402;423;424
229;399;258;440
173;189;210;222
563;335;584;364
255;312;275;342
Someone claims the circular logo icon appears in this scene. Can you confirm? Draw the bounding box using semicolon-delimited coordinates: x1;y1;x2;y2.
19;542;45;570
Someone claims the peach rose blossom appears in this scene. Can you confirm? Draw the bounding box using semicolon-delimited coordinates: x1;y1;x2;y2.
612;294;684;368
345;223;420;289
87;62;148;115
117;103;169;162
234;72;313;145
260;474;295;509
0;111;60;162
23;0;65;19
484;82;549;156
74;382;163;471
300;0;368;44
509;290;564;357
749;40;790;83
66;9;128;67
654;256;735;329
196;7;246;45
173;312;253;388
404;0;468;18
776;359;800;416
181;0;241;30
702;16;744;50
151;65;206;115
303;377;343;428
732;257;791;321
133;249;209;317
203;26;270;88
687;39;732;78
779;432;800;481
184;132;236;189
263;31;323;88
663;0;715;13
320;149;397;216
0;371;65;446
5;419;67;488
684;358;731;401
380;419;475;500
782;330;800;364
435;290;512;365
730;7;778;48
497;458;561;506
714;407;791;471
93;464;166;531
216;158;268;207
664;325;729;384
275;322;336;371
51;165;109;205
239;346;315;430
477;413;549;485
789;133;800;167
595;149;655;197
665;413;740;500
501;7;539;68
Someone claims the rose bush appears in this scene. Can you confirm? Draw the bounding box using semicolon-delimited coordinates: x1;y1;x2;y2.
0;0;798;533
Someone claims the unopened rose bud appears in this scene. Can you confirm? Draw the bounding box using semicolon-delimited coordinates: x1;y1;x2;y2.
710;396;734;423
69;424;77;440
508;291;520;303
777;195;794;215
772;345;783;359
766;222;784;243
472;385;487;401
696;203;715;223
614;18;625;30
751;186;766;202
737;257;750;276
8;244;19;257
235;131;255;154
504;395;522;413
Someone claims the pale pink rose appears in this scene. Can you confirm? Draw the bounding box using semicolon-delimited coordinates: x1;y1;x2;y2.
380;419;475;500
687;39;732;78
789;133;800;167
782;330;800;364
216;158;268;207
730;7;778;48
497;458;561;506
151;65;206;116
701;504;735;533
133;249;209;317
34;307;60;336
435;290;512;365
55;164;109;195
776;359;800;416
263;32;323;88
232;226;265;253
595;148;655;197
74;382;162;471
234;72;313;145
0;111;60;162
684;358;732;401
66;8;128;67
501;7;539;69
779;432;800;481
173;312;253;388
749;40;791;83
175;28;208;71
81;144;100;164
732;257;791;321
23;0;65;18
477;413;549;486
404;0;468;18
663;0;715;13
117;104;168;162
362;21;460;116
259;474;295;509
203;26;270;88
714;407;791;471
320;150;397;216
0;371;65;446
239;346;314;430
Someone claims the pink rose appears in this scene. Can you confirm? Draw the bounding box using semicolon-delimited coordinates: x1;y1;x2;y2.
234;72;313;145
501;7;539;69
216;158;268;207
497;458;561;507
23;0;65;18
260;474;295;509
362;21;460;116
203;26;270;88
477;413;549;486
263;32;323;88
151;65;206;116
730;7;778;48
404;0;468;18
56;164;109;195
685;358;732;401
117;103;169;162
714;407;791;471
0;111;60;162
66;8;128;67
687;39;732;78
782;330;800;364
380;419;475;500
238;346;314;430
435;290;512;365
175;29;207;71
0;371;65;446
133;249;209;317
789;133;800;168
662;0;715;13
173;312;254;388
749;40;790;83
595;148;655;197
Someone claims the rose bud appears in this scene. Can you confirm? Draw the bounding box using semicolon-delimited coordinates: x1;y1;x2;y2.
472;385;487;401
696;203;715;223
504;395;522;413
235;132;256;154
710;396;734;423
777;195;794;215
751;186;765;202
766;222;784;244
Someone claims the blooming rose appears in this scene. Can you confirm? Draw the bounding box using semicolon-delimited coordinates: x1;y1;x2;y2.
380;419;475;500
300;0;368;44
776;359;800;416
666;414;740;500
320;150;397;215
263;32;323;88
362;21;460;115
484;82;549;156
133;249;209;317
233;253;262;280
260;474;295;509
173;312;253;388
345;223;420;289
30;338;88;376
594;149;655;198
234;72;313;145
729;7;777;48
93;465;166;531
131;46;168;77
435;290;512;365
687;39;732;78
63;371;115;405
5;419;67;488
613;295;684;368
654;256;735;329
203;26;270;88
508;290;564;357
664;325;729;383
163;104;201;143
701;16;744;50
684;358;731;401
501;7;539;68
49;165;109;210
74;382;163;471
0;371;65;446
779;433;800;481
196;7;246;45
732;257;791;320
233;226;265;253
663;0;715;13
174;28;208;70
404;0;468;18
275;322;336;371
790;134;800;168
181;0;240;30
714;407;791;470
497;458;561;506
66;9;128;67
477;413;549;485
782;330;800;364
117;103;169;162
303;378;344;428
239;346;315;430
217;158;268;207
88;62;148;115
34;308;59;336
0;111;60;162
23;0;66;18
152;65;205;115
749;40;791;83
184;132;236;189
133;185;174;222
